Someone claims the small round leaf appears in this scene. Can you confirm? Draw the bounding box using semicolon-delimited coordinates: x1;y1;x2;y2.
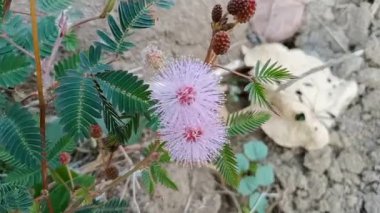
249;192;268;213
243;140;268;161
237;176;258;196
236;153;250;173
255;164;275;186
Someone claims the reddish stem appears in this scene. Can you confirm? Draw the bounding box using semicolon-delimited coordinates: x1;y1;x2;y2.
29;0;53;212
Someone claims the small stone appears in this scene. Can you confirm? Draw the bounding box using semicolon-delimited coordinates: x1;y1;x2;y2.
364;193;380;213
346;3;371;46
356;68;380;89
346;195;359;207
304;146;332;174
362;113;372;121
362;170;379;183
337;150;366;174
328;161;343;182
307;172;328;200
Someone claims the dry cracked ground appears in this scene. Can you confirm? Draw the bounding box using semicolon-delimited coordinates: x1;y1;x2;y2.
14;0;380;212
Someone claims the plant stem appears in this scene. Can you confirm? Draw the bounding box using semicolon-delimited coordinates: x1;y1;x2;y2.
70;15;101;30
66;166;75;190
65;141;160;212
29;1;53;212
213;64;252;81
98;141;160;194
0;34;35;59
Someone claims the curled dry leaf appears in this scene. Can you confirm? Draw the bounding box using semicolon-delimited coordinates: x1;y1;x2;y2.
250;0;306;42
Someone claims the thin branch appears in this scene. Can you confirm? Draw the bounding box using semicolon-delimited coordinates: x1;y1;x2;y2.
98;141;160;194
29;0;53;212
213;64;252;81
277;49;364;91
0;34;35;59
70;15;101;30
132;173;141;213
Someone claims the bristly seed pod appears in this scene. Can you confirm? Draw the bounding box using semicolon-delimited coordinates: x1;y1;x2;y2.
212;31;231;55
59;152;71;165
90;124;103;139
211;4;223;22
227;0;245;15
235;0;256;23
104;165;119;180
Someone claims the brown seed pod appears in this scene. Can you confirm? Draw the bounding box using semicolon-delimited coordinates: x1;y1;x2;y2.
104;165;119;180
211;4;223;22
212;31;231;55
227;0;246;15
90;124;103;139
235;0;256;23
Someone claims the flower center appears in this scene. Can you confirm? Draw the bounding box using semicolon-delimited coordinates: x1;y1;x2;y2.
184;127;203;143
176;86;196;105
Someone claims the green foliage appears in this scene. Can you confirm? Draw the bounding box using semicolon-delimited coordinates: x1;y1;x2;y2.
38;16;77;57
63;32;79;52
79;45;110;73
245;59;292;108
150;163;177;190
54;53;80;77
249;192;268;213
96;0;174;53
0;183;32;212
237;176;257;196
75;199;129;213
55;73;102;139
237;140;274;213
243;140;268;161
0;104;41;167
96;71;151;114
47;136;75;166
141;170;155;194
236;153;249;173
0;54;32;87
244;81;269;108
5;168;41;187
254;165;274;186
141;143;177;193
38;0;73;14
254;60;293;84
227;111;270;137
215;144;240;187
0;15;32;55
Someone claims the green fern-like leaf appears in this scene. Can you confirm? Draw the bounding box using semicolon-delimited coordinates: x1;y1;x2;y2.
38;16;77;57
141;170;155;194
227;111;270;137
0;54;32;87
55;73;102;139
54;53;80;77
0;15;32;55
63;32;78;52
75;199;129;213
215;144;239;187
38;0;73;14
150;163;177;190
80;45;110;73
0;148;24;168
96;71;151;114
5;168;41;186
47;136;75;164
96;0;174;53
0;105;41;167
254;60;293;84
0;183;32;212
244;81;269;108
